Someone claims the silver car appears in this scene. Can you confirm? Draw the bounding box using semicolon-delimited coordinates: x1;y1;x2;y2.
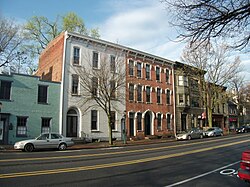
14;133;74;152
203;127;223;137
176;128;204;140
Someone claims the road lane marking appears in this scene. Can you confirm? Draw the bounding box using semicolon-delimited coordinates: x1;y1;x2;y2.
164;161;241;187
219;169;237;175
0;139;249;179
0;134;248;163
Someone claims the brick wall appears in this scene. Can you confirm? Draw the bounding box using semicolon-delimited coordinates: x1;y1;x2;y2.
125;55;174;138
36;32;65;82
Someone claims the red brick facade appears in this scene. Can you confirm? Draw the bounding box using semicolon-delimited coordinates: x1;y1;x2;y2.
125;54;174;139
35;32;65;82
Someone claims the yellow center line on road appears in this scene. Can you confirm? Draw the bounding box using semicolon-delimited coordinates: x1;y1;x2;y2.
0;139;249;179
0;135;248;163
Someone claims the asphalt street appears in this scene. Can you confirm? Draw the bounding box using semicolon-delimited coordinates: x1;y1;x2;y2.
0;134;249;187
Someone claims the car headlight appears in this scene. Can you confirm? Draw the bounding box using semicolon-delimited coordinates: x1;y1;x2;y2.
15;142;24;146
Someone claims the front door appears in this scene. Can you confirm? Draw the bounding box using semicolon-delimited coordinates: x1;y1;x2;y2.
66;109;78;137
0;115;9;145
144;112;151;135
181;113;187;131
129;113;134;137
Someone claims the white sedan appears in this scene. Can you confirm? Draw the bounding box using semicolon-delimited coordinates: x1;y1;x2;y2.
14;133;74;152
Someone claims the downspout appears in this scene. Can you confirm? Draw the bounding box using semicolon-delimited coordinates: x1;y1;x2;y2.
172;64;176;136
59;31;69;135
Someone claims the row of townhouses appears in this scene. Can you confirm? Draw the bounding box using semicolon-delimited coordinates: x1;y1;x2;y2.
0;31;242;144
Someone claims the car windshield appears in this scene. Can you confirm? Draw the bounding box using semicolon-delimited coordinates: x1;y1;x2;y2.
207;128;215;131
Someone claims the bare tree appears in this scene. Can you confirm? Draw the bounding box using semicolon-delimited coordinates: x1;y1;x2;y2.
24;13;100;58
71;51;126;145
162;0;250;51
0;17;23;68
181;42;242;127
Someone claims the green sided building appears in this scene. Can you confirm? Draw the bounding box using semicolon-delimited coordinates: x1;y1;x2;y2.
0;73;61;145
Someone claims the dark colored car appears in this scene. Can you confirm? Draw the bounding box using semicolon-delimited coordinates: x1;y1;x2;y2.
236;126;250;133
238;150;250;183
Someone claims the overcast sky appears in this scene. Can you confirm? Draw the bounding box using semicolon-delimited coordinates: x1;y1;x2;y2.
1;0;249;81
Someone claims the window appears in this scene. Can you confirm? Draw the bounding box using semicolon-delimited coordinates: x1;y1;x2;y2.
73;47;80;65
51;133;62;139
111;111;116;130
92;77;98;97
178;76;188;86
92;52;98;68
91;110;98;130
156;67;160;81
157;88;161;104
110;80;116;99
0;80;11;100
191;98;199;107
166;114;171;129
72;74;79;94
137;113;142;131
179;94;184;104
145;64;150;79
41;118;51;133
137;85;142;102
186;95;190;105
110;55;116;72
38;85;48;104
137;62;142;78
166;89;171;104
129;84;134;101
37;133;49;140
146;86;151;103
166;69;170;83
129;60;134;76
157;113;162;130
16;116;28;137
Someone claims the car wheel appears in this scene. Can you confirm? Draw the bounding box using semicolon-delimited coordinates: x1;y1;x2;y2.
24;144;34;152
200;134;203;139
188;135;191;140
58;143;67;151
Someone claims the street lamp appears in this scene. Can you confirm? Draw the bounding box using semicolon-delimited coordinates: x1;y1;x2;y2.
121;110;127;144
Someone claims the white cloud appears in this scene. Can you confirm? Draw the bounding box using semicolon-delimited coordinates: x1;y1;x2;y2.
98;0;250;82
99;0;177;59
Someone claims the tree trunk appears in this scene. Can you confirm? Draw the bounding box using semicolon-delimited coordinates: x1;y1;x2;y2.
207;107;213;127
108;116;113;145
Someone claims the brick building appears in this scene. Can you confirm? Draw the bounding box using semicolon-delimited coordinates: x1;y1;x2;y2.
126;54;175;139
36;31;175;141
174;62;206;132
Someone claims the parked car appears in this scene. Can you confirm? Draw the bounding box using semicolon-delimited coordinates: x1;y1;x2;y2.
236;126;250;133
238;150;250;183
176;128;203;140
14;133;74;152
203;127;223;137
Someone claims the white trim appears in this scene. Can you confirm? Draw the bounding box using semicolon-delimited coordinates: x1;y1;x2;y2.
59;32;69;135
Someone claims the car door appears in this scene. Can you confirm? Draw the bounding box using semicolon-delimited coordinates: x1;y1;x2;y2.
191;129;198;139
34;134;50;149
49;133;62;148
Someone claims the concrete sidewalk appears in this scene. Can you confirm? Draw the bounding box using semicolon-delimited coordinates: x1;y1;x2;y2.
0;138;175;151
